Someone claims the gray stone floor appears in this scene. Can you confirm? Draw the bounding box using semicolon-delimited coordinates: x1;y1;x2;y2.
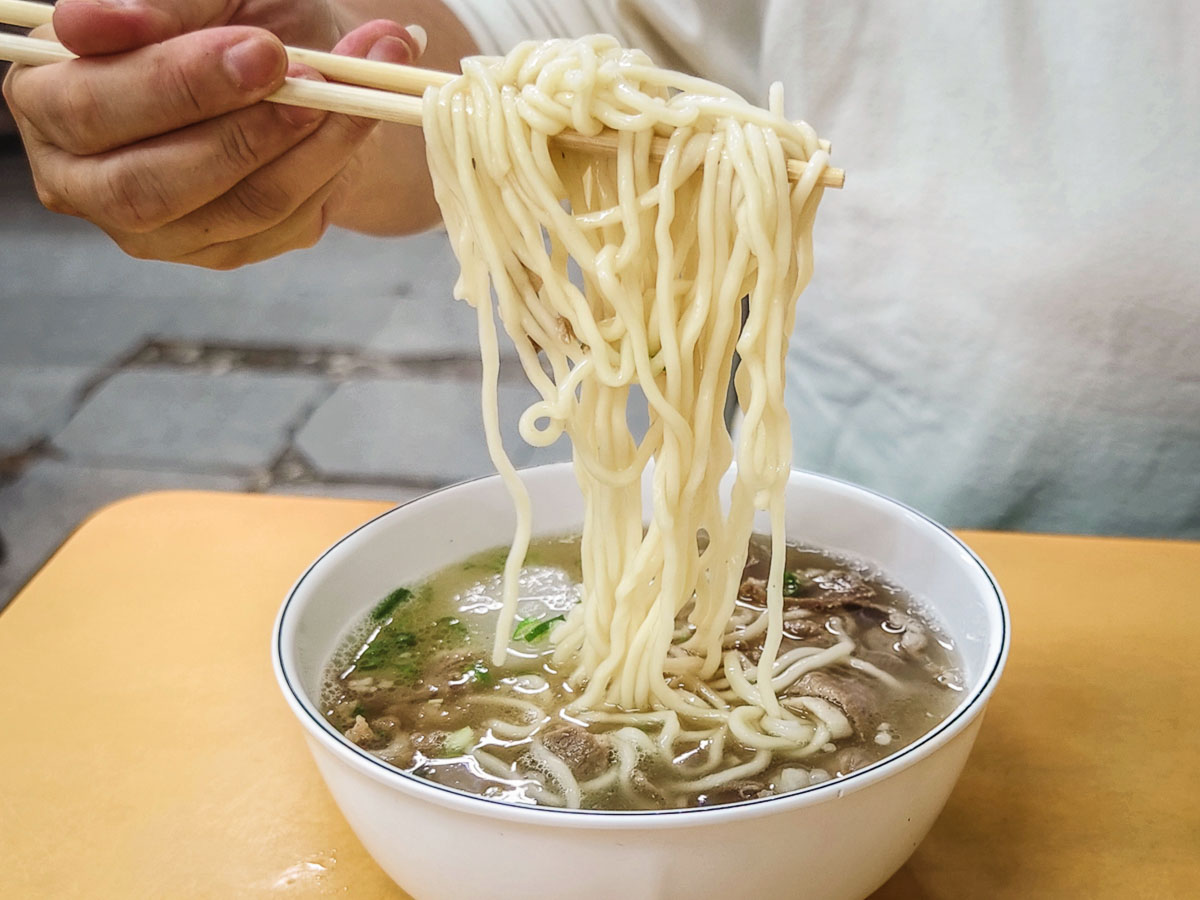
0;143;568;609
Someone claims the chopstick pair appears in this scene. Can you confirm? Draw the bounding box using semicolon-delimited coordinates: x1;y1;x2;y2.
0;0;845;188
0;0;444;125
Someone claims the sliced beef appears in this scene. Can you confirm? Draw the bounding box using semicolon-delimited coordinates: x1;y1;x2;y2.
738;575;767;606
855;648;907;676
788;593;888;618
354;684;431;719
810;568;879;600
542;725;610;779
785;568;884;616
782;614;836;643
888;611;928;655
376;732;415;767
858;611;929;658
410;730;448;757
629;768;667;805
702;779;769;805
328;700;359;730
369;715;402;739
828;746;874;776
790;670;880;736
771;567;933;661
423;649;474;693
860;625;900;655
345;715;384;749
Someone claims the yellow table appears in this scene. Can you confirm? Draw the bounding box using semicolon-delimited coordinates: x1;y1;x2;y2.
1;492;1196;898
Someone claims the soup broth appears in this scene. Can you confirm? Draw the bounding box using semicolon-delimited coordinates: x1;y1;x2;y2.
320;535;963;811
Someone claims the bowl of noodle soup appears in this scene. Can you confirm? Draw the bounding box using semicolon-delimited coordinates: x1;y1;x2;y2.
273;462;1008;900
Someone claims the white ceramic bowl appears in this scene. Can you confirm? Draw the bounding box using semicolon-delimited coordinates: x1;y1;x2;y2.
273;464;1009;900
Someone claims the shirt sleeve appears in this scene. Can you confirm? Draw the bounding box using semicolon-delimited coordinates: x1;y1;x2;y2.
438;0;767;100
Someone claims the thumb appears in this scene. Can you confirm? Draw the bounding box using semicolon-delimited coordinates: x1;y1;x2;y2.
53;0;230;56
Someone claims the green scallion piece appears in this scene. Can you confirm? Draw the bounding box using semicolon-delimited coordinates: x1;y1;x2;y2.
370;586;412;621
514;614;565;642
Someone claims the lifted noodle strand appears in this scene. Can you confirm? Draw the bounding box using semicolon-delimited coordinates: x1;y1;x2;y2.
424;35;828;751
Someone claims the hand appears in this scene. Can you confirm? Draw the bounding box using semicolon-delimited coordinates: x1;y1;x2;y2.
2;0;425;268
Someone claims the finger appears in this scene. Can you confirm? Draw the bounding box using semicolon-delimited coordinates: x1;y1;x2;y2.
151;111;373;249
153;76;380;247
8;26;287;155
165;27;423;250
53;0;229;56
170;175;343;269
106;27;417;256
332;19;427;63
38;89;328;234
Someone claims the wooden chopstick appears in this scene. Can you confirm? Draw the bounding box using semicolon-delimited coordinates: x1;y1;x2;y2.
0;0;844;188
0;0;46;27
0;0;454;94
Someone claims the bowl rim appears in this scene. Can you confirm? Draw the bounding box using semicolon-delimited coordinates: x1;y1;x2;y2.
273;463;1010;829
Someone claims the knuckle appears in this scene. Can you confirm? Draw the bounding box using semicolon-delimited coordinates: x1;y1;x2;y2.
229;175;295;224
33;178;75;216
217;117;266;171
101;164;175;233
54;76;109;153
157;55;208;119
295;214;328;250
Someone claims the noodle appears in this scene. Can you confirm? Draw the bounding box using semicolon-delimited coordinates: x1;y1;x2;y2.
423;36;828;753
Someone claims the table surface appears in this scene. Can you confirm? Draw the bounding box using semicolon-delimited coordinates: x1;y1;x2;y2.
1;491;1196;899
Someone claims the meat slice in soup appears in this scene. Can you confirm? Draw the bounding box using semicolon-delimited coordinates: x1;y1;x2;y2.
543;725;611;779
789;671;879;737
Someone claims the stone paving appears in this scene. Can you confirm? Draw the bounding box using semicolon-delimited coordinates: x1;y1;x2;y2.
0;143;567;609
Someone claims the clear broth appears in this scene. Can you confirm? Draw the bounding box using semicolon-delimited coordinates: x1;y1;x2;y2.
320;534;963;810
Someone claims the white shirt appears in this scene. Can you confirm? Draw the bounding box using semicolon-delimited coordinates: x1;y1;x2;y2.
441;0;1200;537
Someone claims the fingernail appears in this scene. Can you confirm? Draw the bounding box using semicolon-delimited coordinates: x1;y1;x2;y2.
366;34;413;63
224;36;284;90
406;25;428;57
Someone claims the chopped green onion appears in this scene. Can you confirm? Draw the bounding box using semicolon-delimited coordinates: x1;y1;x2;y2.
441;726;474;757
354;628;418;670
467;661;493;685
513;614;565;642
370;586;412;621
512;616;537;640
783;571;810;597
